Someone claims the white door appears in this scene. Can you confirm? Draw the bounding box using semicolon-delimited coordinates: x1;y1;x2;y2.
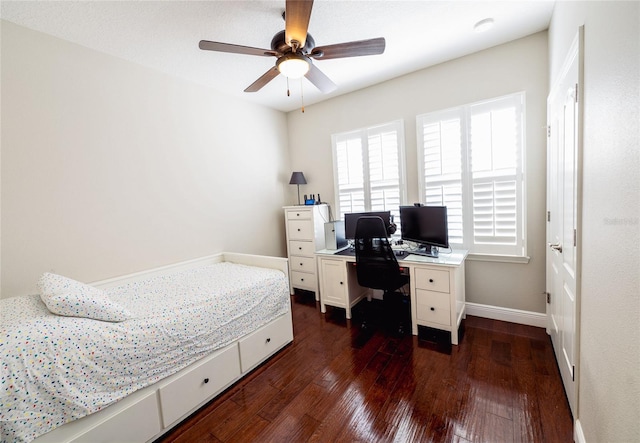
546;27;583;418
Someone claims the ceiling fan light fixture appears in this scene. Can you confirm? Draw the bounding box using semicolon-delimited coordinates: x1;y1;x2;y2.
277;53;310;79
474;18;495;33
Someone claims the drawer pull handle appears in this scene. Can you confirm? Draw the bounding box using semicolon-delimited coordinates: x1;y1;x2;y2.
297;228;301;231
340;281;343;285
300;263;303;266
204;378;209;384
298;247;303;250
429;279;434;283
266;338;271;343
300;278;304;281
430;307;435;311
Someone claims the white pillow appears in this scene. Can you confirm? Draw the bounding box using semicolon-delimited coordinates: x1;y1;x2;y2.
37;272;132;322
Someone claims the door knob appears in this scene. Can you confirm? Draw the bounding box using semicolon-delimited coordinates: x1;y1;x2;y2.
549;243;563;253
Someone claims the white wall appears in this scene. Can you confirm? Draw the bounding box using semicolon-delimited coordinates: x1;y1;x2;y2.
549;2;639;442
1;21;290;297
287;32;549;313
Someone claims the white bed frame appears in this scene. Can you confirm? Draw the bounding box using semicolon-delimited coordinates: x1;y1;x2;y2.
33;252;292;443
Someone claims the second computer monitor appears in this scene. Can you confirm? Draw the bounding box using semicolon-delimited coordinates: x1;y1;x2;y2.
344;211;391;239
399;205;449;249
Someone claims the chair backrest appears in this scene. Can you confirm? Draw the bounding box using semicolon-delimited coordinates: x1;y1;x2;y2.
354;216;402;290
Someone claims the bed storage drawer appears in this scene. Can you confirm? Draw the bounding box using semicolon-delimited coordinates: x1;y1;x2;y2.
63;391;161;443
158;342;241;428
239;313;293;372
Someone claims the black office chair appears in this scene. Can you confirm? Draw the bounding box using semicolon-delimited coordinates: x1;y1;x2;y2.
354;216;410;334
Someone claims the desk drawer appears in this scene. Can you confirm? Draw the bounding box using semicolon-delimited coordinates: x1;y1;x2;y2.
416;289;451;326
291;256;316;273
286;209;312;221
414;268;450;293
239;313;293;372
288;220;314;240
291;270;317;290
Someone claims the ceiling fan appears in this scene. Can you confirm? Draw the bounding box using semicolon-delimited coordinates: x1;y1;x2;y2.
199;0;386;94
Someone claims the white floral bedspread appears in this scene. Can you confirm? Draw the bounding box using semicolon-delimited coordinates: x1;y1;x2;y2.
0;262;290;442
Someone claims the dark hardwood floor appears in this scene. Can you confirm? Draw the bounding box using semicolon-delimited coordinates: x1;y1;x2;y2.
158;292;573;442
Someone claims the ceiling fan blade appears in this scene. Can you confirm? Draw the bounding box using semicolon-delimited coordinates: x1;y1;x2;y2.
285;0;313;49
199;40;276;57
305;63;337;94
244;67;281;92
310;37;386;60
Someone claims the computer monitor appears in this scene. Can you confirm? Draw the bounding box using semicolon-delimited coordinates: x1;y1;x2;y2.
399;205;449;257
344;211;391;240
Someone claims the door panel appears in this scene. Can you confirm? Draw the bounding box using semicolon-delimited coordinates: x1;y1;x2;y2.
546;27;583;418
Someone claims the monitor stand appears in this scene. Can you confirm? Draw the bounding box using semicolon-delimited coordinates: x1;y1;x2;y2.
410;245;439;258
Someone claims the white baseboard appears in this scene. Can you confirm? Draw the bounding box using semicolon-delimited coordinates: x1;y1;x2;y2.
574;419;586;443
465;302;547;328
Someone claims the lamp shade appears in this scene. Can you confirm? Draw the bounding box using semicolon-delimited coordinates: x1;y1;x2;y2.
289;171;307;185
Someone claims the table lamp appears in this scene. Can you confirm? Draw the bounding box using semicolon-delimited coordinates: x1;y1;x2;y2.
289;171;307;205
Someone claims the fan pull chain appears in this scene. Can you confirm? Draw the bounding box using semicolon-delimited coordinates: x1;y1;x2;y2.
286;77;290;97
300;80;305;113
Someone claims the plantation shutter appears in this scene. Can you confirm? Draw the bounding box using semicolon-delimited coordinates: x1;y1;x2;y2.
417;93;525;256
367;124;402;213
469;95;523;254
417;110;465;245
333;120;406;222
334;132;365;220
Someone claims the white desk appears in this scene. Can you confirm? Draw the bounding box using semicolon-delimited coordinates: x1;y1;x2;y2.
316;248;468;344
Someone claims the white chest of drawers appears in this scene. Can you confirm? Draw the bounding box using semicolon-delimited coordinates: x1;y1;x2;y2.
284;204;329;297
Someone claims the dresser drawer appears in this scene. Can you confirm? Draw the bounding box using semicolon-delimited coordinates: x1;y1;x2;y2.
158;343;240;427
290;256;316;273
289;240;316;256
288;219;314;240
414;268;450;293
286;209;312;221
239;313;293;372
290;270;317;290
416;289;451;326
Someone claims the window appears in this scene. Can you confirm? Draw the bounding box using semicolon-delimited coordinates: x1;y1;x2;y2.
417;93;526;257
332;120;406;223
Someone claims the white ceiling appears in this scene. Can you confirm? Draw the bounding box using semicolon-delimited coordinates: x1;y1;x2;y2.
0;0;555;112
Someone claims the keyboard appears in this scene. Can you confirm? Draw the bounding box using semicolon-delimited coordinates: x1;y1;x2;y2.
335;248;409;259
335;248;356;257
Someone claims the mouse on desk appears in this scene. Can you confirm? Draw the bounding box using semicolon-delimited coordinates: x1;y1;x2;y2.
395;250;404;257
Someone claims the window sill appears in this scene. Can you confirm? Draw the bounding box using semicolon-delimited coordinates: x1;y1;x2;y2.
466;253;530;264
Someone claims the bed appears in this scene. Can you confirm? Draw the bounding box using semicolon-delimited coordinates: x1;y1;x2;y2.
1;252;292;443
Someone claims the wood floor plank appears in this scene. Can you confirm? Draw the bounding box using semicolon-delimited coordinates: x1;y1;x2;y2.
307;352;394;442
223;414;270;443
158;296;574;443
332;347;409;441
